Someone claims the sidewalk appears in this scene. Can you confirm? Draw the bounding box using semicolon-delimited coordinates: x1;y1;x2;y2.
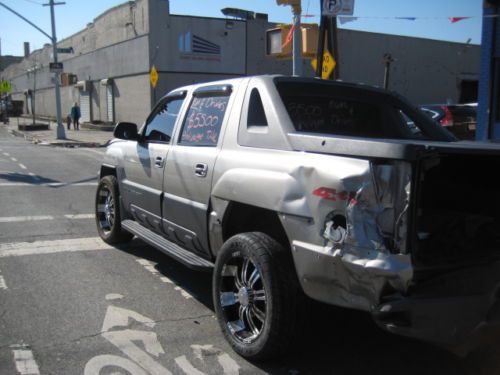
0;116;114;147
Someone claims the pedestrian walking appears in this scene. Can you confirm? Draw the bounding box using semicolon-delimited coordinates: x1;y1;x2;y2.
66;114;72;130
71;102;81;130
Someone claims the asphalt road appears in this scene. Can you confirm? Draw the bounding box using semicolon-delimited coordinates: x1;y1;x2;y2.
0;125;499;375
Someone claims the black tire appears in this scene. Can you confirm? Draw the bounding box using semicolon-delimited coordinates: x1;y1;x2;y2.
213;232;305;360
95;175;133;244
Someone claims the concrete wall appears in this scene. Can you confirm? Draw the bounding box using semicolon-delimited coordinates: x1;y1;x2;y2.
113;74;151;125
150;14;246;75
337;29;480;104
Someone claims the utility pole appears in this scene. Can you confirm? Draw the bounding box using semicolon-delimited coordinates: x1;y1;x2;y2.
276;0;303;76
0;1;66;138
383;53;394;89
291;2;302;76
43;0;65;139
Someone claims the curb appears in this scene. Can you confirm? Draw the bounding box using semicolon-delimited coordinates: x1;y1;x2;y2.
8;128;107;148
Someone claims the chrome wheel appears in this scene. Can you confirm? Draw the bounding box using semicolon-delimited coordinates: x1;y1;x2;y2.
96;184;115;235
219;255;267;344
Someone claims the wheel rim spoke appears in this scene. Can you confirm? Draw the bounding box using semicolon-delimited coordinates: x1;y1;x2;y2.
251;305;265;323
253;289;266;302
219;253;267;344
245;306;259;336
248;268;260;288
96;185;114;234
241;258;250;286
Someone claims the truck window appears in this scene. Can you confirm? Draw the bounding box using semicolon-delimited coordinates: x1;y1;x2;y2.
276;81;432;140
144;98;184;143
179;95;230;146
248;88;268;127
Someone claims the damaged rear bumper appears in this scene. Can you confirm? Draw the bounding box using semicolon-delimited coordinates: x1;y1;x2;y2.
373;261;500;355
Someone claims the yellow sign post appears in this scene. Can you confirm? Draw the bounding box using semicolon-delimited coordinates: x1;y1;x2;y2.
150;65;158;88
0;81;12;93
311;50;336;80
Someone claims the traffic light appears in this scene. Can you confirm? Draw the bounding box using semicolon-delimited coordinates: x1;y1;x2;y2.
276;0;301;6
276;0;301;14
265;24;318;58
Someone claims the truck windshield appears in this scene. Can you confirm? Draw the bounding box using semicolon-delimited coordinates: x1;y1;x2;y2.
275;80;436;140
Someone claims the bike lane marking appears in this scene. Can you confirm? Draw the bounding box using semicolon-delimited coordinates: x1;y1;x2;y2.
86;302;241;375
136;259;194;299
10;345;40;375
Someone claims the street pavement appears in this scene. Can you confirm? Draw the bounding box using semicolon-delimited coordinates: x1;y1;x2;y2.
0;124;499;374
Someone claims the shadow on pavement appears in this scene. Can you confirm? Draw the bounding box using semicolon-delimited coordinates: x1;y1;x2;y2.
0;172;58;184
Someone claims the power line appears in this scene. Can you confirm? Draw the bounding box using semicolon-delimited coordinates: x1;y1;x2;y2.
18;0;44;5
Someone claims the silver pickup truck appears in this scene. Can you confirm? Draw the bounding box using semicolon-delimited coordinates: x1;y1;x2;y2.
95;75;500;359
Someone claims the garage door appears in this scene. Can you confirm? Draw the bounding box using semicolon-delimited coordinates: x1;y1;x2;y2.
27;96;32;114
80;91;91;122
106;84;114;123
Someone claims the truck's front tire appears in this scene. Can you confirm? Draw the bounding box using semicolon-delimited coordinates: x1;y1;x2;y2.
95;175;133;244
213;232;304;360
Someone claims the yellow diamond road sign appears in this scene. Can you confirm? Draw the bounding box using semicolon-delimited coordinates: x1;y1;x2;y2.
311;50;336;80
150;65;158;88
0;80;12;93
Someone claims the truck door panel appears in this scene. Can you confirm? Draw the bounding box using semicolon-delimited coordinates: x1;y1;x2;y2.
121;95;186;232
162;85;234;256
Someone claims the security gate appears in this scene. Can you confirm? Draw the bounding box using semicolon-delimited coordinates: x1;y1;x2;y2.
106;84;114;123
27;95;32;114
80;91;91;123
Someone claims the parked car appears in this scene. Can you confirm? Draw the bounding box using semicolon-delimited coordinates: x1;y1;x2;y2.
96;76;500;359
419;103;477;140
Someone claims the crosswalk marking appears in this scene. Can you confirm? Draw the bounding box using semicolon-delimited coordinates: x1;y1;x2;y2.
0;214;94;223
0;237;113;258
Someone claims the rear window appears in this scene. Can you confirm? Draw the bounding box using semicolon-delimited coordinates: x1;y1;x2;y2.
276;81;432;140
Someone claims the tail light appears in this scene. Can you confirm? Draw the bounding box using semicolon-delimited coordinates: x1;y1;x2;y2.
439;106;454;127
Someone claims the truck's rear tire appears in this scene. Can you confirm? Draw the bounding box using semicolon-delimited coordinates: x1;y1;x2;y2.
95;175;133;244
213;232;304;360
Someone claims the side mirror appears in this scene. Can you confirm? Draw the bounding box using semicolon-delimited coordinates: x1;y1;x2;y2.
114;122;139;140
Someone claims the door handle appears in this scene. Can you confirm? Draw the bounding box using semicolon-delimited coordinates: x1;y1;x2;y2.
195;163;208;177
155;156;165;168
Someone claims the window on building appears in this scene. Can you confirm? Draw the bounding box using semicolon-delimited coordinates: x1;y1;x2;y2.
179;95;230;146
144;98;184;143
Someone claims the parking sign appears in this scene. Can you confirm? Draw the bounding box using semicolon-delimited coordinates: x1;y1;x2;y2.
322;0;355;16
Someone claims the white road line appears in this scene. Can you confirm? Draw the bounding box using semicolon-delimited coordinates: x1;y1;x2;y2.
0;214;94;223
63;214;94;219
0;237;112;258
10;157;18;162
11;346;40;375
136;259;193;298
0;182;97;187
0;275;7;290
3;152;10;156
19;164;27;170
0;216;54;223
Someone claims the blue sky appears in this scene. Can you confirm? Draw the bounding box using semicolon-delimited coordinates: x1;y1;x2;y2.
0;0;483;57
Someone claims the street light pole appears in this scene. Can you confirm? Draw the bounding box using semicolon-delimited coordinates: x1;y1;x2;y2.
44;0;65;139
